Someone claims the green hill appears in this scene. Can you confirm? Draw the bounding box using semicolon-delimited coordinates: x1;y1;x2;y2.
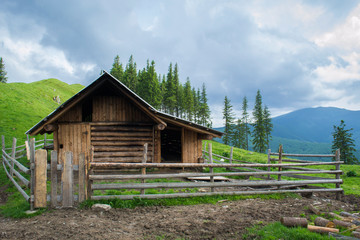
0;79;84;146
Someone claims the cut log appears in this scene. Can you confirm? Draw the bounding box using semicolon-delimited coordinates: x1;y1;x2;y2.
281;217;308;228
307;225;339;234
340;212;360;219
353;231;360;238
309;204;321;215
314;217;331;227
333;219;354;228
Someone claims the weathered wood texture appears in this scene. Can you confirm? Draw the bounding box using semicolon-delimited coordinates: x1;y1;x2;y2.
34;149;47;208
307;225;339;234
182;129;202;163
281;217;308;227
57;124;90;165
62;152;74;207
91;124;154;163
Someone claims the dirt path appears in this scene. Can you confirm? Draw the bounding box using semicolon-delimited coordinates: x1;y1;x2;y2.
0;193;359;240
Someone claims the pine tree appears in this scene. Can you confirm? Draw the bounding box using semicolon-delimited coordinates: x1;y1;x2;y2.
183;78;194;121
332;120;358;164
0;57;8;83
124;55;137;92
222;96;235;145
173;63;181;117
252;90;266;153
263;105;273;149
199;83;212;127
241;96;250;150
110;55;124;82
192;87;200;123
232;119;243;148
163;63;176;114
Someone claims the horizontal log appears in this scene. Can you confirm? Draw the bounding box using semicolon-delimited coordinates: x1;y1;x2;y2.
309;204;321;215
90;122;153;126
307;225;339;234
90;161;343;169
282;166;320;171
92;132;152;137
340;212;360;219
91;179;343;190
94;146;146;152
2;161;30;201
282;174;334;181
15;153;27;159
269;158;313;163
89;170;342;181
15;148;26;154
271;153;335;158
91;137;152;141
2;150;30;174
3;157;30;187
92;141;153;147
333;219;353;228
281;217;308;227
91;188;344;200
92;157;148;163
91;126;152;131
94;152;144;157
15;144;26;149
314;217;331;227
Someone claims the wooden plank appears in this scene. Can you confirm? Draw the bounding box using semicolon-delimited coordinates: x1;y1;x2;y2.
34;149;47;208
91;131;152;137
94;152;144;157
282;174;333;181
78;153;85;202
51;151;58;208
91;137;152;141
92;157;149;163
62;151;74;207
91;141;153;146
91;126;152;131
91;188;343;201
10;137;17;176
94;146;145;152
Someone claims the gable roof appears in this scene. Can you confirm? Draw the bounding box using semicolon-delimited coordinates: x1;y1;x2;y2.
26;71;223;138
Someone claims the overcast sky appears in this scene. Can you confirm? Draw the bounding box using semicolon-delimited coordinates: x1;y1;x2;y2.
1;0;360;127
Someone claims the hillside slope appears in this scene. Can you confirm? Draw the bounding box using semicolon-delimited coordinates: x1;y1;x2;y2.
0;79;84;145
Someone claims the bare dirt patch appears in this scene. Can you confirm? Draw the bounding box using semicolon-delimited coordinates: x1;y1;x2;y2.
0;193;359;239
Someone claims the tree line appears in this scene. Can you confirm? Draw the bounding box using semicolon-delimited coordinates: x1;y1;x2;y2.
222;90;273;153
110;55;212;127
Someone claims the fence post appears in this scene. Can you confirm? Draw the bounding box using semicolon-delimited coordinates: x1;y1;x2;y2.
29;138;36;211
141;143;148;195
34;149;47;208
209;143;214;192
229;147;233;165
10;137;17;177
267;149;271;179
51;151;58;208
62;151;74;207
277;145;283;189
44;133;47;148
335;149;341;200
203;142;207;162
86;147;94;200
78;153;86;203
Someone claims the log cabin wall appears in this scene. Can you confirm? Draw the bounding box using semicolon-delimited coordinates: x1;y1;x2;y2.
182;128;203;163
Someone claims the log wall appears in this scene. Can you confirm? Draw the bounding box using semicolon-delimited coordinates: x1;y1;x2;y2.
182;129;202;163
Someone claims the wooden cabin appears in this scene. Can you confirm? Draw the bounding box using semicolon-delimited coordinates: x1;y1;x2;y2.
26;71;223;165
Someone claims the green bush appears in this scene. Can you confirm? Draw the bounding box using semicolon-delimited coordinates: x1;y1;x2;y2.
346;170;357;177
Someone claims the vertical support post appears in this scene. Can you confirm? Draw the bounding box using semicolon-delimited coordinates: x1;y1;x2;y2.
51;151;58;208
62;151;74;207
335;149;341;200
29;138;35;211
78;153;86;203
141;143;148;195
86;147;94;200
209;143;214;192
34;149;47;208
277;145;283;189
229;147;233;165
267;149;271;180
44;133;47;148
10;137;17;177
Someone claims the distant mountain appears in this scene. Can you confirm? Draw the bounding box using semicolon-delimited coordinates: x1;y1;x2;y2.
272;107;360;144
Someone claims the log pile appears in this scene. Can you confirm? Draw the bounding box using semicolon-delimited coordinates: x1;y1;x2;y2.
281;210;360;238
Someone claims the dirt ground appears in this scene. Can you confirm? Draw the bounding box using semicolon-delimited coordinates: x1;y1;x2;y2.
0;190;359;240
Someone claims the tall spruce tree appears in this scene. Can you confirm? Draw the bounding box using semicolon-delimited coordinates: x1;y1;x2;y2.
200;83;212;127
110;55;124;82
332;120;358;164
163;63;176;114
183;78;194;121
222;96;235;145
252;90;266;153
263;105;273;149
173;63;181;117
0;57;8;83
124;55;137;92
241;96;250;150
232;119;243;148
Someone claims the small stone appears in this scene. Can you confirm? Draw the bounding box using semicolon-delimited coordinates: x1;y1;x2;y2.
92;203;112;211
25;210;38;215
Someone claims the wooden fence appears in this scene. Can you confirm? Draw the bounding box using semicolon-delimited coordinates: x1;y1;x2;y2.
2;135;344;208
88;143;343;201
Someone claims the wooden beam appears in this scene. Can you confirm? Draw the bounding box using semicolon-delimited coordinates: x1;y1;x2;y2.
44;124;57;132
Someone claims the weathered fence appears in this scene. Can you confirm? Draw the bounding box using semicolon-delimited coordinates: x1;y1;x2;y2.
87;143;343;201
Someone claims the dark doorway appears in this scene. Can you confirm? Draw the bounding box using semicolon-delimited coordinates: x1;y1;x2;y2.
161;127;182;162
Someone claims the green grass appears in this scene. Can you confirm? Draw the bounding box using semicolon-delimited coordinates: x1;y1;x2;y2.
0;79;84;145
243;222;336;240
